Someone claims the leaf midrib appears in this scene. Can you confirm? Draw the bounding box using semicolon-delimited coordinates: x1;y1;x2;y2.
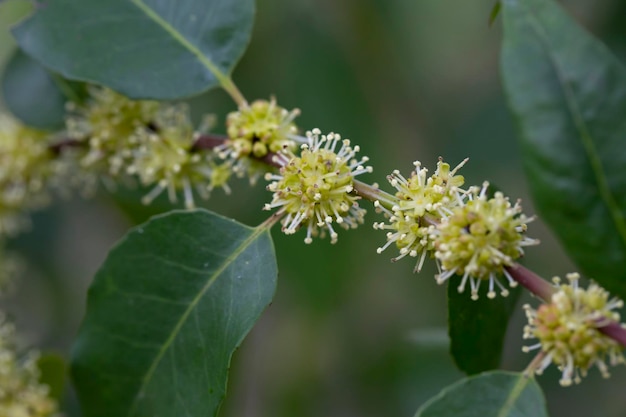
496;374;530;417
516;0;626;248
128;224;268;415
128;0;230;87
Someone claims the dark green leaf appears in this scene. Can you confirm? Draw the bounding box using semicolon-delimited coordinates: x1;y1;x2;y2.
447;276;521;375
37;353;67;402
13;0;254;100
1;49;65;129
501;0;626;299
71;209;277;417
415;371;548;417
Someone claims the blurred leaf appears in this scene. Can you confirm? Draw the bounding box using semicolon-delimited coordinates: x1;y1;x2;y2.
1;48;65;129
501;0;626;299
447;276;521;375
37;353;67;402
489;1;501;27
71;209;277;417
13;0;254;100
0;1;33;67
414;371;548;417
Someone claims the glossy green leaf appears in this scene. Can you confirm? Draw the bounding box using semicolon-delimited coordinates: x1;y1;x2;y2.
447;276;521;375
71;209;277;417
501;0;626;299
415;371;548;417
1;49;65;129
13;0;254;100
37;353;68;402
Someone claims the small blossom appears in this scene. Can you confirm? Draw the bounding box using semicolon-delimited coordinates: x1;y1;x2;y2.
66;87;231;208
433;183;538;300
374;158;467;272
66;87;160;177
48;147;99;199
218;98;300;184
523;273;625;386
0;114;53;237
264;129;372;244
0;314;58;417
127;104;232;209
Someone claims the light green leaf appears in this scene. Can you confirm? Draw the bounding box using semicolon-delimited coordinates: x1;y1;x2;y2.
415;371;549;417
501;0;626;299
13;0;253;101
71;209;277;417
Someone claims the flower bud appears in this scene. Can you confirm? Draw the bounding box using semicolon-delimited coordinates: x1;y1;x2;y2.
219;98;300;184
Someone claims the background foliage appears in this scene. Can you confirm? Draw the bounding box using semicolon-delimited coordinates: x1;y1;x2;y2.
1;0;626;416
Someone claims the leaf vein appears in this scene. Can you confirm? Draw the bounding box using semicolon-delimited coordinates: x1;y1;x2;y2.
521;0;626;248
128;0;230;88
128;226;267;415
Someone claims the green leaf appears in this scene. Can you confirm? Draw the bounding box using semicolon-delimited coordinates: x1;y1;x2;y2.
415;371;549;417
37;353;68;402
13;0;254;100
489;1;502;26
447;277;521;375
71;209;277;417
501;0;626;299
1;48;65;129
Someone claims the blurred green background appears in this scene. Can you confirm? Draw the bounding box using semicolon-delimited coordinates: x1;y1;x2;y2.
1;0;626;416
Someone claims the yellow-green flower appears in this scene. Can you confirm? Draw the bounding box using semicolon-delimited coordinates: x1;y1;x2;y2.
219;98;300;184
434;183;538;299
374;158;466;272
0;314;58;417
264;129;372;244
523;273;625;386
66;87;160;177
67;87;231;208
127;104;232;208
0;114;53;236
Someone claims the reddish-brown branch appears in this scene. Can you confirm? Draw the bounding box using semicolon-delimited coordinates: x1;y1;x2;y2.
49;133;229;154
597;320;626;347
504;263;556;302
49;139;84;155
190;133;228;151
506;263;626;348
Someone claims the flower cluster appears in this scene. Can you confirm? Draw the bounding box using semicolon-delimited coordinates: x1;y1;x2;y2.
0;114;54;237
264;129;372;244
127;104;232;208
374;158;466;272
66;87;160;176
522;273;625;386
434;184;538;300
218;98;300;184
0;314;58;417
374;160;538;300
66;88;233;208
